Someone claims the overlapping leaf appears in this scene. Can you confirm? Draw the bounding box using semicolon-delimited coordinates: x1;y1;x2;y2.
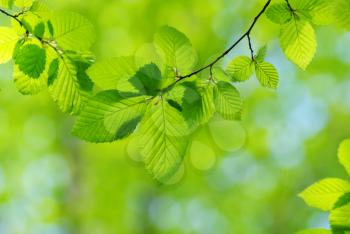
154;26;197;73
226;56;254;82
214;81;242;120
72;90;148;143
139;97;189;182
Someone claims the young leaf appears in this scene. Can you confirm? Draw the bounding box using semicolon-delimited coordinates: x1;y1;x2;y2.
49;55;88;115
72;90;148;143
13;43;46;79
154;26;197;73
255;45;267;63
280;19;317;70
330;203;350;230
299;178;350;211
254;61;279;89
226;56;254;82
0;27;19;64
139;97;189;182
338;139;350;176
214;81;243;120
266;3;293;24
87;57;137;91
51;12;95;51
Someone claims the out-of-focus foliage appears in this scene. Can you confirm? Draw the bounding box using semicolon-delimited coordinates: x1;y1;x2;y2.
0;0;350;234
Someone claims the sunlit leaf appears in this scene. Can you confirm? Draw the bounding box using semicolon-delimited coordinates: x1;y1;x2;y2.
226;56;254;82
214;81;242;120
339;139;350;176
154;26;197;74
0;27;19;64
72;90;148;142
254;61;279;89
299;178;350;211
139;97;189;182
280;19;317;70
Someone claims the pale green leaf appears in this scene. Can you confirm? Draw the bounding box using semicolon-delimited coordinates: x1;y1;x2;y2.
280;19;317;70
154;26;197;73
226;56;254;82
72;90;148;143
87;57;138;92
296;229;331;234
0;27;19;64
139;97;189;182
51;12;95;51
266;3;293;24
254;61;279;89
49;55;88;115
0;0;14;8
214;81;242;120
299;178;350;211
339;139;350;176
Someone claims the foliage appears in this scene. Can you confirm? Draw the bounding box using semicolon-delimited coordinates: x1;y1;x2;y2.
0;0;349;183
299;139;350;233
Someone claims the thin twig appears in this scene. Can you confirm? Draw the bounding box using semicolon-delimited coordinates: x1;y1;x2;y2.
174;0;272;83
0;8;24;27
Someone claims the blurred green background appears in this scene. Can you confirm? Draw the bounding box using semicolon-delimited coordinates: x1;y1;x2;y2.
1;0;350;233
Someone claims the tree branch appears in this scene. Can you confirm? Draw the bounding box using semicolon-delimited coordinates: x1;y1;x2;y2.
0;8;23;27
175;0;272;82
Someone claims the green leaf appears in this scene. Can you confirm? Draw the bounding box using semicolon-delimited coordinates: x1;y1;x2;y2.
0;27;19;64
14;0;33;8
339;139;350;176
13;43;46;79
330;203;350;230
255;45;267;62
139;97;189;182
266;3;293;24
254;61;279;89
14;44;57;95
214;81;242;120
334;0;350;30
33;22;45;38
334;193;350;210
72;90;148;143
51;12;95;51
299;178;350;211
296;229;331;234
129;63;163;96
226;56;254;82
280;19;317;70
154;26;197;73
182;81;216;128
87;57;138;92
49;55;88;115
